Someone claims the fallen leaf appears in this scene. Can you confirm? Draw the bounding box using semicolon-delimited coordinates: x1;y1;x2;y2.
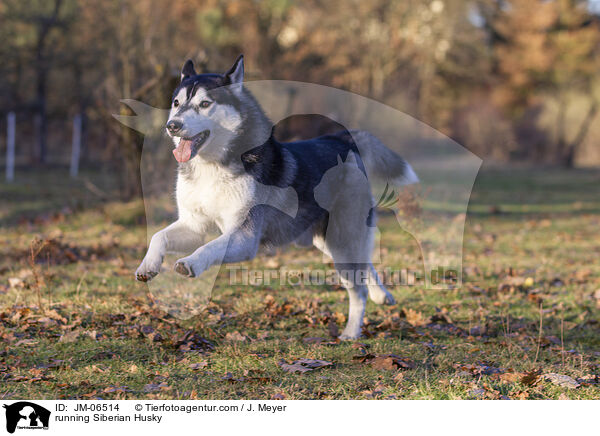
278;358;333;374
102;386;129;394
576;375;599;386
10;375;29;382
454;363;504;376
371;355;415;371
225;331;247;342
543;373;580;389
174;330;214;352
248;353;268;359
469;388;486;398
362;381;386;398
403;308;430;327
351;342;369;350
59;330;80;343
498;372;524;383
14;339;38;347
393;372;405;382
327;319;339;338
303;337;326;344
514;390;529;400
139;325;162;342
189;361;208;370
521;370;541;386
143;382;170;392
45;309;67;324
355;353;415;370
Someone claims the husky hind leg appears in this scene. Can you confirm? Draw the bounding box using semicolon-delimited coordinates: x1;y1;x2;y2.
313;234;368;339
335;263;369;340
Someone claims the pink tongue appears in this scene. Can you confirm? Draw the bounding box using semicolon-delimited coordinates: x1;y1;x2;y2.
173;139;193;163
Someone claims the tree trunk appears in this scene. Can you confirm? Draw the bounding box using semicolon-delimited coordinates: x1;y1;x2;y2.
33;0;63;164
6;112;16;182
119;104;143;200
559;100;598;168
35;71;47;164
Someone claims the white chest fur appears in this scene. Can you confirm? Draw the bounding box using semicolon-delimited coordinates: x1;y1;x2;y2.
175;159;255;233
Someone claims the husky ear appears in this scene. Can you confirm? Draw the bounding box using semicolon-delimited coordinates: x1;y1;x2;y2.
344;151;358;166
224;55;244;86
181;59;196;81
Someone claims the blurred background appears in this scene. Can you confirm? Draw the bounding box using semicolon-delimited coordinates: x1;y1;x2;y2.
0;0;599;198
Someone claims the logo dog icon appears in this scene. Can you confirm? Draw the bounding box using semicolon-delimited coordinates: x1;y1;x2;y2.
3;402;50;433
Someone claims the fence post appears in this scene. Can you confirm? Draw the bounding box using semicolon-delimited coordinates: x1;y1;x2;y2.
70;113;82;178
6;112;15;182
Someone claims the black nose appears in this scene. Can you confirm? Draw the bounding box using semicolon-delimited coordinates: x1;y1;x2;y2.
166;119;183;134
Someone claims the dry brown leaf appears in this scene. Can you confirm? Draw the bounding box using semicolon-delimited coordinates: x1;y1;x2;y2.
327;319;339;338
355;353;415;371
498;372;524;383
225;331;247;342
521;370;541;386
576;375;599;386
351;342;369;350
14;339;38;347
371;355;415;371
403;308;430;327
45;309;67;324
59;330;80;343
174;330;214;352
102;386;129;394
139;325;163;342
189;361;208;370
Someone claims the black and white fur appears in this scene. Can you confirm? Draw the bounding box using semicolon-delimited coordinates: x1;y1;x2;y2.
136;56;418;339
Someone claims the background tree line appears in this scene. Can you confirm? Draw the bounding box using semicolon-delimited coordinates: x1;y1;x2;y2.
0;0;599;197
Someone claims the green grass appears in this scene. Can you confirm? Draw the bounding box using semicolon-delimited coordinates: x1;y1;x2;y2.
0;165;599;399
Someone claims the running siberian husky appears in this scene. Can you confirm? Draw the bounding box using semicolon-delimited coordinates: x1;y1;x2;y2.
135;56;418;339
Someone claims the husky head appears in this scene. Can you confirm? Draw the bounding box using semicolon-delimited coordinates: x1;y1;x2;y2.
166;55;268;165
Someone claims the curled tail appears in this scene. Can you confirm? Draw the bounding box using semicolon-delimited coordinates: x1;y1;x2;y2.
350;130;418;186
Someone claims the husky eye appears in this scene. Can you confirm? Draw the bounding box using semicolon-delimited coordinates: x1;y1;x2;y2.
173;99;179;108
199;100;212;109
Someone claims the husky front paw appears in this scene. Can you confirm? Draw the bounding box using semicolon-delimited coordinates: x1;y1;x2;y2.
174;261;194;277
135;258;162;282
136;270;157;282
339;329;362;341
174;254;211;278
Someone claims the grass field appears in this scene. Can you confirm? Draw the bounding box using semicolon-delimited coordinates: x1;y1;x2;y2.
1;165;599;400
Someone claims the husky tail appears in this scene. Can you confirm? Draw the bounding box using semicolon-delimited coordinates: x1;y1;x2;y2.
350;130;418;186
